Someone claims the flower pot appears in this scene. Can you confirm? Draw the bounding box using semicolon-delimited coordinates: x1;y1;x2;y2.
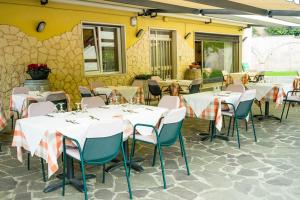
27;69;51;80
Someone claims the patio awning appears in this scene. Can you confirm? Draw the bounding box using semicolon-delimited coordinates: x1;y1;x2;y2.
58;0;300;27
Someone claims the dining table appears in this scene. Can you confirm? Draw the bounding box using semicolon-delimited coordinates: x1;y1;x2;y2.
247;82;294;120
180;91;242;140
0;103;7;132
93;86;144;104
12;104;167;193
10;91;70;118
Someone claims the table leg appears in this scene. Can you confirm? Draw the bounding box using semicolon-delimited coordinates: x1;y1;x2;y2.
43;156;96;193
255;101;280;121
105;140;144;173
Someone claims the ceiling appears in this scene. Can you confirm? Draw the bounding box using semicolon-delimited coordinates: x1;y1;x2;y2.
57;0;300;27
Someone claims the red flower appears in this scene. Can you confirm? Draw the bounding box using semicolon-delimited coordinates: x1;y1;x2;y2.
27;64;49;71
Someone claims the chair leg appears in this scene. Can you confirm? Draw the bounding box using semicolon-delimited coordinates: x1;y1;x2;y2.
27;153;30;170
234;118;241;149
280;100;287;122
250;110;257;142
222;115;226;128
259;101;263;115
11;115;14;130
41;158;46;182
227;117;232;136
210;121;214;142
286;102;291;119
80;160;88;200
121;144;133;199
179;137;184;157
102;164;105;184
179;133;190;176
62;145;67;196
245;120;248;132
157;143;167;189
129;138;136;176
231;118;235;137
152;145;157;167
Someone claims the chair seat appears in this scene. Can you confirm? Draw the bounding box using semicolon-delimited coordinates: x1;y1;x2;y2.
130;133;157;144
221;111;234;117
285;95;300;102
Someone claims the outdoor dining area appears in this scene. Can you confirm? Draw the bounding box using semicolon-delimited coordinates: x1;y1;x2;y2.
1;0;300;200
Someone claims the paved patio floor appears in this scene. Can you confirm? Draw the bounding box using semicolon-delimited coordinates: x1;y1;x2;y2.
0;104;300;200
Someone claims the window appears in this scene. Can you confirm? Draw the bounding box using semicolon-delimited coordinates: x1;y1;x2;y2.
150;30;173;80
195;33;239;73
82;23;126;75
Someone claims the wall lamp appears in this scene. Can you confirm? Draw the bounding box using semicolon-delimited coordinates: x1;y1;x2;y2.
40;0;48;5
136;29;144;38
184;32;191;40
36;21;46;32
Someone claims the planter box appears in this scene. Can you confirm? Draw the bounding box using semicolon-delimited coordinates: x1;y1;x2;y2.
27;69;50;80
203;77;224;84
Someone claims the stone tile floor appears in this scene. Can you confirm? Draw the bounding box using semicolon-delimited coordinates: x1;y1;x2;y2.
0;104;300;200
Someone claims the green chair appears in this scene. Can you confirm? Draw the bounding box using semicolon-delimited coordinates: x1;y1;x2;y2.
62;120;132;200
129;107;190;189
221;89;257;148
280;90;300;122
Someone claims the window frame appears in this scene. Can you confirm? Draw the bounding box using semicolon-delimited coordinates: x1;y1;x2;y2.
81;22;126;76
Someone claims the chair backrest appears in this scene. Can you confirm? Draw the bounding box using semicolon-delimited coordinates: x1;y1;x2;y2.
189;79;201;94
158;96;180;110
82;119;123;162
79;86;92;97
168;83;180;96
28;101;57;117
148;80;162;96
225;84;245;93
12;87;29;94
45;92;68;111
90;81;106;89
235;89;256;118
81;96;105;108
158;107;186;145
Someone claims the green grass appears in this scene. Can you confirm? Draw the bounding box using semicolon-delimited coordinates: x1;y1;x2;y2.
264;71;299;76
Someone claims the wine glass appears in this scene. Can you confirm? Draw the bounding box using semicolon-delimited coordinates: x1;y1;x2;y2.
82;104;88;113
115;95;119;105
75;103;81;112
58;103;65;113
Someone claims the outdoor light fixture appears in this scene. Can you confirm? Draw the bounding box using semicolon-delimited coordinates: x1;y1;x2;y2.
130;17;137;27
287;0;300;5
184;32;191;40
136;29;144;38
40;0;48;5
36;21;46;32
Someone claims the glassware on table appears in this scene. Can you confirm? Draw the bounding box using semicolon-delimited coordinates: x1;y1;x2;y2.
129;97;134;104
40;86;45;93
166;74;171;81
75;103;81;112
82;104;88;113
115;95;120;105
58;103;65;113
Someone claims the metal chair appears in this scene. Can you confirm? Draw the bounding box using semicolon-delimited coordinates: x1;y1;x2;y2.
79;86;93;97
129;107;190;189
27;101;57;182
10;87;30;129
45;92;68;111
147;80;162;105
158;96;180;110
62;119;132;200
221;89;257;148
280;90;300;122
81;96;105;108
181;79;201;94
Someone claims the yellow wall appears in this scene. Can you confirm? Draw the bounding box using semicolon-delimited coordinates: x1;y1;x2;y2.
0;0;243;111
0;0;242;47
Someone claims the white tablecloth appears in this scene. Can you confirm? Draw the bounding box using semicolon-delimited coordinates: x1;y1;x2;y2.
247;83;293;101
14;104;167;164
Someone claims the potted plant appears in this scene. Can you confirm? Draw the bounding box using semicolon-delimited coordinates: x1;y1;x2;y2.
203;69;224;84
26;64;51;80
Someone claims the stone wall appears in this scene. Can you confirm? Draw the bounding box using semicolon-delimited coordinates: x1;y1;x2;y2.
0;24;193;113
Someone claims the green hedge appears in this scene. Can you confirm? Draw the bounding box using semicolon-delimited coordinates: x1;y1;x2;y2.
264;71;299;77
